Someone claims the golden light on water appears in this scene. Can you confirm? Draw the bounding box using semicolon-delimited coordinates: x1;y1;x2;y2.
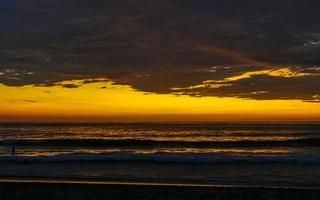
1;79;320;122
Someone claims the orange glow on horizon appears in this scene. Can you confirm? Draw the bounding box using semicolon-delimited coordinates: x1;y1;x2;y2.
1;79;320;122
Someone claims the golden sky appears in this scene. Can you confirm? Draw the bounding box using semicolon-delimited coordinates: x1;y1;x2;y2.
1;79;320;122
1;1;320;122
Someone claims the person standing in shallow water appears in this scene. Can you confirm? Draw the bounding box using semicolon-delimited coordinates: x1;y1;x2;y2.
11;146;15;155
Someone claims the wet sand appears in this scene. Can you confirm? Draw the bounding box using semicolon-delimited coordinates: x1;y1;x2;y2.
1;162;320;188
0;180;319;200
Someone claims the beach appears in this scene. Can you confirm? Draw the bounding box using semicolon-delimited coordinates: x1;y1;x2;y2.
0;162;320;188
1;180;320;200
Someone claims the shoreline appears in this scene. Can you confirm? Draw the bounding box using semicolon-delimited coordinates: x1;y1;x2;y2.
0;177;319;190
1;162;319;190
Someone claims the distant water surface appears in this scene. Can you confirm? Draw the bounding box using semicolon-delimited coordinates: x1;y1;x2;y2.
0;123;320;187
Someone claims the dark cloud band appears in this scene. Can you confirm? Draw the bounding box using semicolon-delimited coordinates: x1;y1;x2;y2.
1;0;320;101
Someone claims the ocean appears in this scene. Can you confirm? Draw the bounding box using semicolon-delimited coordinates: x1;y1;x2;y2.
1;123;320;188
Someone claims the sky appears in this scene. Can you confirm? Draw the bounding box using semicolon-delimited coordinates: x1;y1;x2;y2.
1;0;320;122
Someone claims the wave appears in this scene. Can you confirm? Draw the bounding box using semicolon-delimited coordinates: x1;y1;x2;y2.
1;138;320;147
1;153;320;164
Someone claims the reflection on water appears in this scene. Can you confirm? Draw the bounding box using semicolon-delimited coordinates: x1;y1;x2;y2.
1;123;320;188
0;146;296;157
0;123;320;160
1;124;319;141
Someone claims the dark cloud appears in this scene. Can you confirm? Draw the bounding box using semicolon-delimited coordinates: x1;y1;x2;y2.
33;79;109;88
23;100;38;103
59;83;79;89
8;99;38;103
1;0;320;101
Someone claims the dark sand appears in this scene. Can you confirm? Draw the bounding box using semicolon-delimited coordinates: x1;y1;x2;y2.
0;180;319;200
1;162;320;188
